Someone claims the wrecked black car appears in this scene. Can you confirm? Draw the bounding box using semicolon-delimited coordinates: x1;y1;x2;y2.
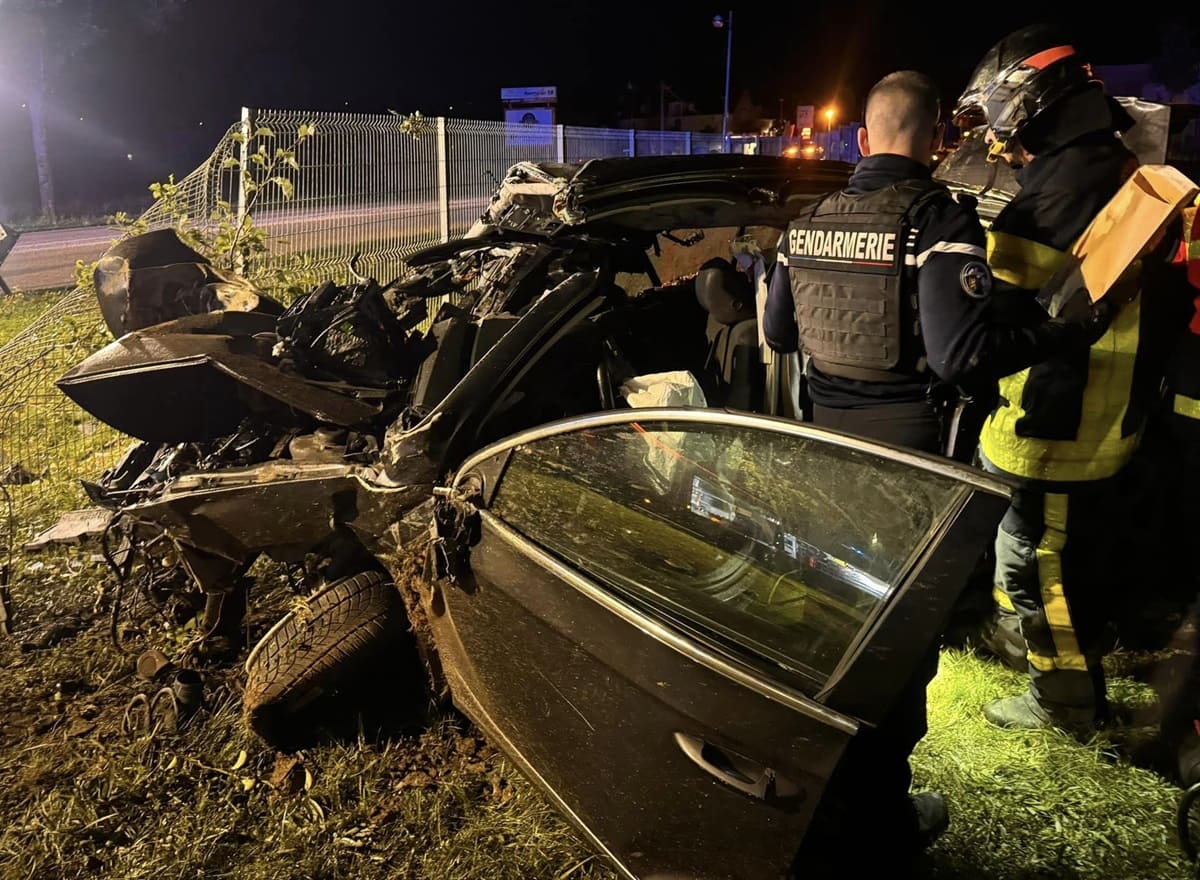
40;154;1027;879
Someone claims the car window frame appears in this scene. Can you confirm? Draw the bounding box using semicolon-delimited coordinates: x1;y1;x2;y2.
453;407;1013;704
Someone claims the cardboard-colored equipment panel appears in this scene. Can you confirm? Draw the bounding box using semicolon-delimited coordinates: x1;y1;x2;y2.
1072;164;1200;301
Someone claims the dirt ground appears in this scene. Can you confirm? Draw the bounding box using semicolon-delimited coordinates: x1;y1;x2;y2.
0;544;614;880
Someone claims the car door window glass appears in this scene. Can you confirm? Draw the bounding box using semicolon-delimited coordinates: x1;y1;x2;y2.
488;420;966;691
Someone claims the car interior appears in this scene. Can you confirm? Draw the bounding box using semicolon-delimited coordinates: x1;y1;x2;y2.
389;223;795;458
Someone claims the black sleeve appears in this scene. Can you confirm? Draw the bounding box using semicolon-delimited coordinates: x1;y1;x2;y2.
763;240;799;352
916;199;1092;387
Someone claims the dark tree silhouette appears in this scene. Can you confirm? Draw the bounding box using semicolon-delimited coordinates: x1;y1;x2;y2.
0;1;186;220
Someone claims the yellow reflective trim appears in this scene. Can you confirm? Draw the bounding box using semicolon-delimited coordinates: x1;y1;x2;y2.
993;586;1016;612
1036;494;1088;672
1176;394;1200;420
986;231;1069;289
981;296;1144;482
1027;651;1056;672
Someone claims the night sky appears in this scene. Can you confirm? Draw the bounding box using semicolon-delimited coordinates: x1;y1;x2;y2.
0;0;1189;217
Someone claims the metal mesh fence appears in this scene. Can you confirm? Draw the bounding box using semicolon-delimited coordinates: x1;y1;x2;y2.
0;127;244;533
564;126;630;162
251;109;446;282
0;109;844;531
444;118;560;239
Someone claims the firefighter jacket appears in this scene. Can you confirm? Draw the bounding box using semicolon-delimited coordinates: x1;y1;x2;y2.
979;132;1185;482
764;154;1105;410
1169;206;1200;421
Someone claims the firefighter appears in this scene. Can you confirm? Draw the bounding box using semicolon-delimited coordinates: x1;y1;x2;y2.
764;68;1117;870
951;23;1189;732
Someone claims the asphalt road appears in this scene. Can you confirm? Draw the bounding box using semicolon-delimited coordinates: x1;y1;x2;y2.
0;198;488;292
0;226;119;292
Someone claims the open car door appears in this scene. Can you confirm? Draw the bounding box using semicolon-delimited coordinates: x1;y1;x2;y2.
427;409;1010;880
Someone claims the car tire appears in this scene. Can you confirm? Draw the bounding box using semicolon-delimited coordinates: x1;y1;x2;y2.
242;570;406;750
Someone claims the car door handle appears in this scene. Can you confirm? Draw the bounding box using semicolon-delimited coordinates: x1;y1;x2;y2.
674;732;803;803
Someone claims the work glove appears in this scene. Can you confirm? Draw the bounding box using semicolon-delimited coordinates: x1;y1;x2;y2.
1047;284;1119;345
1040;260;1141;345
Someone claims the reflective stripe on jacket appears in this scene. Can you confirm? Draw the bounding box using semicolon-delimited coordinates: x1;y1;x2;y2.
980;230;1144;482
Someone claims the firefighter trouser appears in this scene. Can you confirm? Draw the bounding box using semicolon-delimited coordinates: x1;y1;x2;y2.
993;479;1119;716
1169;410;1200;585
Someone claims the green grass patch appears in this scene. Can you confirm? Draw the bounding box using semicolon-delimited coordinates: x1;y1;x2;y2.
915;649;1191;879
0;289;73;347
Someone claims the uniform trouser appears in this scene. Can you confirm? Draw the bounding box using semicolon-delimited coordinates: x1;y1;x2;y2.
796;645;937;873
798;399;942;867
811;399;943;454
992;477;1120;716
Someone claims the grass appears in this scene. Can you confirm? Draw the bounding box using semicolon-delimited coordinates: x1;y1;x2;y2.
0;288;74;347
0;287;1197;879
915;650;1192;880
0;540;1196;880
6;210;148;234
0;551;617;880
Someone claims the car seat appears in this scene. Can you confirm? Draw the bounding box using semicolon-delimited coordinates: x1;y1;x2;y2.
694;257;764;412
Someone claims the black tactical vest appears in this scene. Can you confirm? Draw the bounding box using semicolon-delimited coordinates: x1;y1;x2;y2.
782;180;947;383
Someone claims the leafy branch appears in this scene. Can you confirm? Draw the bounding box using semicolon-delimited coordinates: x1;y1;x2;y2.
74;122;323;303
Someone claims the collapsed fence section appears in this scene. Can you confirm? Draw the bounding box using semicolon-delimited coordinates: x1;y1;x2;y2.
0;109;839;529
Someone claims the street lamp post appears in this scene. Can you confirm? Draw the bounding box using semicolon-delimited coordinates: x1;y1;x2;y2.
713;11;733;148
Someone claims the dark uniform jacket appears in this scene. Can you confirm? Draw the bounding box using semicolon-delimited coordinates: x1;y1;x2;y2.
979;95;1191;482
764;154;1095;410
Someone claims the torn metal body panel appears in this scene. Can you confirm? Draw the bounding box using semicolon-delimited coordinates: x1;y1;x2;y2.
93;228;283;338
57;312;381;441
471;155;858;236
123;461;431;564
24;507;113;552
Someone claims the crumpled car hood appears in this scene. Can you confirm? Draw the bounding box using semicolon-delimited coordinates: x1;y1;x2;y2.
472;155;856;236
56;311;380;442
93;228;283;338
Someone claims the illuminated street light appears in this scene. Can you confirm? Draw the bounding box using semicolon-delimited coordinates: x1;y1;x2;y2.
126;153;133;160
824;107;835;132
712;11;733;146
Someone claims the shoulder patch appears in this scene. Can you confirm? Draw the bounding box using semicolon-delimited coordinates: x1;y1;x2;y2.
959;260;992;299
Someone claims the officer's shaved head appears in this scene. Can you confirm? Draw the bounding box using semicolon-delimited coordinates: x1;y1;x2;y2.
860;70;943;163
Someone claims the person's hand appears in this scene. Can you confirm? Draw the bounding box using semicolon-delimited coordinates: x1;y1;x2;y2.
1054;283;1094;323
1082;297;1118;345
1055;284;1120;345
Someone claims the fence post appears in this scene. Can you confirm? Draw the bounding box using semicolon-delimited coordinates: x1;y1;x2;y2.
685;131;692;155
628;129;636;158
235;106;255;275
436;117;450;244
555;124;565;163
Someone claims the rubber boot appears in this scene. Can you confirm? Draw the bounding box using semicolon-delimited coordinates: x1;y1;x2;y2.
983;690;1096;735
